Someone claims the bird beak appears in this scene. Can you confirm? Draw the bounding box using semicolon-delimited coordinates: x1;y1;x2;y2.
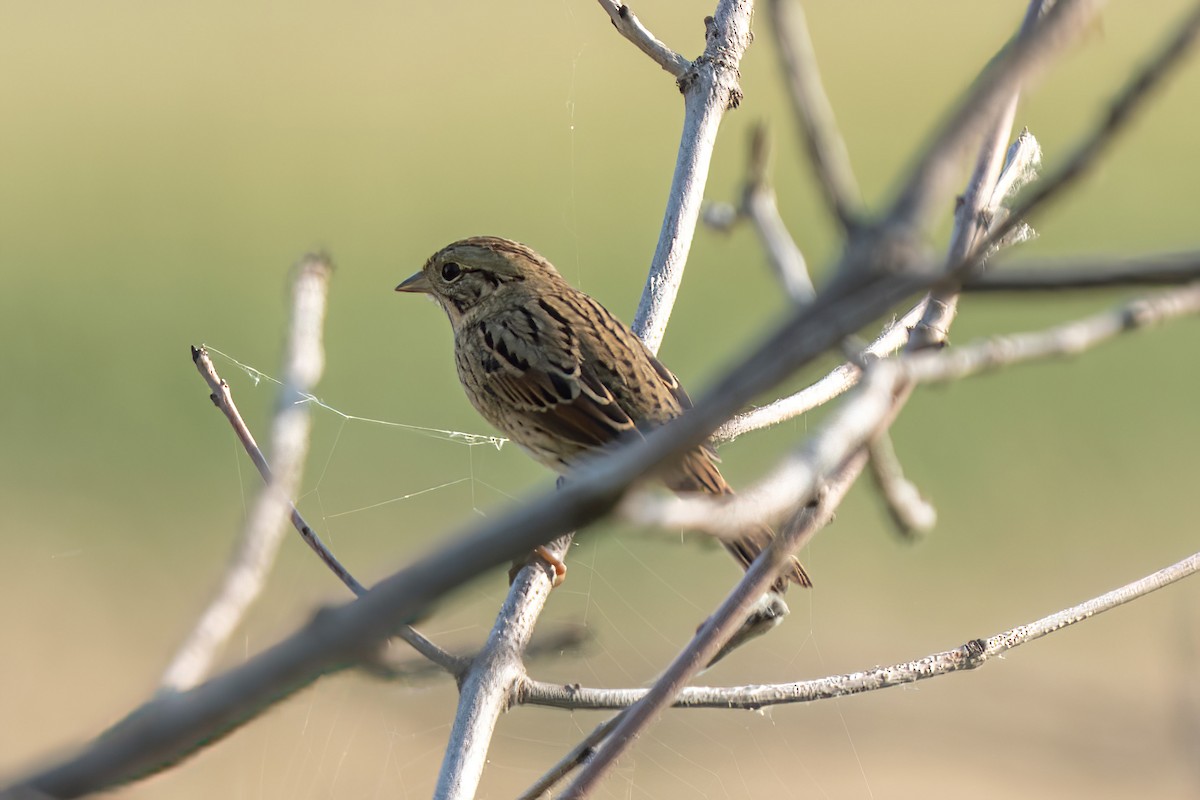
395;271;432;294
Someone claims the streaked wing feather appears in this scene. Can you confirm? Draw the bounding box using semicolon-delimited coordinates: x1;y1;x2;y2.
473;301;639;449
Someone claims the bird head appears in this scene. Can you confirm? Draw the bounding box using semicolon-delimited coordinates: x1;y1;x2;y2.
396;236;562;325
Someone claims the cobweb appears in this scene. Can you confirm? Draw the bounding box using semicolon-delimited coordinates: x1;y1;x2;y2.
200;339;875;800
191;18;870;796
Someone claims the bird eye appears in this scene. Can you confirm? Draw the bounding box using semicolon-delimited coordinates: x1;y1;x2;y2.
440;261;463;282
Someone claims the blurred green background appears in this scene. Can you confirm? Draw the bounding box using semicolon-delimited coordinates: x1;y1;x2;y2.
2;1;1199;797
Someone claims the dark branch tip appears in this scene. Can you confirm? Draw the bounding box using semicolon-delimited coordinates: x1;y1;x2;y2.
617;4;629;19
962;638;988;665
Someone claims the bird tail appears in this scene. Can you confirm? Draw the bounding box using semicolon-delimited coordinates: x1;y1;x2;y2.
666;449;812;592
723;524;812;592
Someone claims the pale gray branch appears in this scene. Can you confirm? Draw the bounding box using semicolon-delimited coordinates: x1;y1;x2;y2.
362;626;589;683
713;300;928;443
874;2;1050;537
708;124;817;302
562;451;871;798
434;537;572;800
515;713;625;800
520;547;1200;711
437;4;755;793
161;256;331;691
985;2;1200;249
904;283;1200;384
622;364;902;535
767;0;862;230
633;282;1200;537
595;0;689;78
631;0;754;353
865;431;937;537
887;0;1098;233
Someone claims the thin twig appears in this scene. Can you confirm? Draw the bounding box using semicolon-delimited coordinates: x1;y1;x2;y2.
363;626;590;683
515;713;626;800
964;251;1200;292
436;5;754;793
595;0;690;78
748;124;817;300
190;346;464;674
886;0;1099;233
519;547;1200;710
713;300;928;442
904;283;1200;384
630;0;755;353
984;2;1200;249
767;0;862;230
622;364;903;535
190;347;366;596
872;3;1051;537
562;450;872;798
631;282;1200;534
160;256;332;691
865;431;937;537
701;125;817;302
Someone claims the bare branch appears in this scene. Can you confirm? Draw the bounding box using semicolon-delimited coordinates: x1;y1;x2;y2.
964;250;1200;292
767;0;862;230
161;256;332;691
875;4;1053;537
595;0;689;78
904;284;1200;384
7;263;933;800
684;283;1200;541
436;5;754;791
703;125;818;301
434;537;572;800
703;125;816;300
887;0;1099;232
987;128;1043;210
630;0;755;353
714;300;928;442
520;547;1200;711
622;364;902;536
190;347;464;674
747;124;817;300
985;3;1200;248
865;431;937;537
363;626;589;684
190;346;365;596
562;451;871;798
515;713;625;800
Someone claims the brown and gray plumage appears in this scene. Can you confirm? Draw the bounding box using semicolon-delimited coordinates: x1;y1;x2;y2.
396;236;810;592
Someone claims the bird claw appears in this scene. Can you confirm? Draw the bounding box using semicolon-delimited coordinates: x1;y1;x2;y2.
534;545;568;587
509;545;567;587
